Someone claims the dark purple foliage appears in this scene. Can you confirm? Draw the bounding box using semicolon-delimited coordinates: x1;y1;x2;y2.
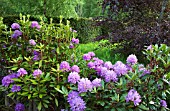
94;0;170;63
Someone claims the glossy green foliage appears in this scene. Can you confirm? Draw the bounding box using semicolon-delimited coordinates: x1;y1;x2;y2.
0;15;76;110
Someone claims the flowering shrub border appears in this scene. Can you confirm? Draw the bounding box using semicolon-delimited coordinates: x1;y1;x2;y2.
0;15;170;111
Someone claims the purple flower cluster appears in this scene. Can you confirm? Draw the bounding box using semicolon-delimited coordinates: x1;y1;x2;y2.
15;103;25;111
93;57;103;66
2;73;19;87
126;89;141;106
83;52;96;61
87;61;95;69
100;67;108;77
92;78;102;87
70;97;86;111
2;76;14;87
29;39;36;46
72;38;79;44
67;91;79;103
160;100;167;108
83;54;91;61
69;43;74;49
11;84;21;92
93;61;119;83
9;73;19;78
94;66;102;75
138;64;151;77
88;52;95;57
68;72;80;84
33;50;39;55
126;54;138;65
69;38;79;49
104;70;118;82
31;21;40;29
104;61;113;70
67;91;86;111
78;78;93;93
85;56;130;84
126;64;132;71
12;30;22;39
11;23;21;39
113;61;128;77
71;65;80;73
33;50;40;61
60;61;71;72
70;28;77;33
33;69;42;78
17;68;28;77
11;23;20;29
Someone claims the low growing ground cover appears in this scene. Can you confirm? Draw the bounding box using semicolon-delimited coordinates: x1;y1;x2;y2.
76;40;126;64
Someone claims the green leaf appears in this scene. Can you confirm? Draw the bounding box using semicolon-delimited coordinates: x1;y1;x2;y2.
24;56;30;61
138;104;149;110
12;78;21;82
43;103;48;108
51;68;57;72
45;73;50;79
98;101;105;106
20;92;28;96
80;92;86;97
7;93;14;97
38;102;42;111
101;80;105;89
56;47;60;54
125;74;131;80
30;80;38;85
43;99;50;104
62;86;68;95
132;73;138;80
54;87;64;94
32;93;38;98
163;79;170;84
39;94;43;98
39;60;42;68
28;94;31;99
111;109;116;111
117;108;123;111
55;98;58;107
11;67;18;71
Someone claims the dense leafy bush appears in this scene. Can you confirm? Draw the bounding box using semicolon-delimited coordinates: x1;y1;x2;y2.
70;17;101;43
2;15;101;43
0;15;170;111
0;14;77;110
95;0;170;62
56;44;170;111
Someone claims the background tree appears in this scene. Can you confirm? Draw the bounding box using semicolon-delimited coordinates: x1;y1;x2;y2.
0;0;103;18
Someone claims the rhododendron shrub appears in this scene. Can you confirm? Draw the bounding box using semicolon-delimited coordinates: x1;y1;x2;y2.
59;44;169;111
0;15;79;110
0;14;170;110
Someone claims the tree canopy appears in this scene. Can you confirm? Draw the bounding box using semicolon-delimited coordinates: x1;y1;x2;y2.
0;0;103;18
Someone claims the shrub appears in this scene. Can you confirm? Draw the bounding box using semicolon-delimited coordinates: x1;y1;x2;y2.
2;15;101;44
1;15;170;111
95;0;170;63
59;44;170;110
0;14;78;110
70;17;102;43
